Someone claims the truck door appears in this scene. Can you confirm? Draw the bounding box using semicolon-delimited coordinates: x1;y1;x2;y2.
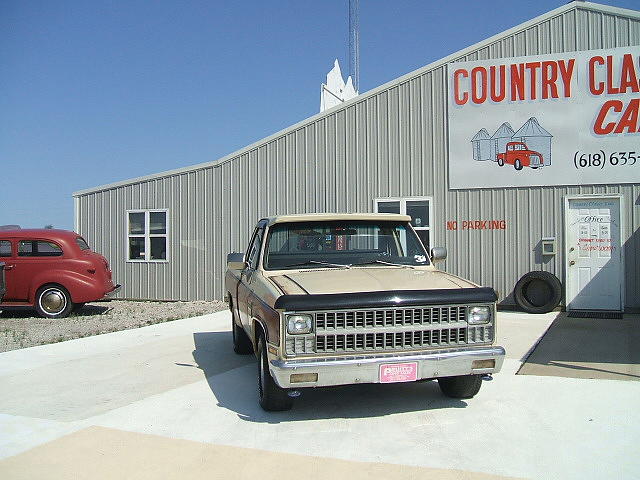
237;224;265;332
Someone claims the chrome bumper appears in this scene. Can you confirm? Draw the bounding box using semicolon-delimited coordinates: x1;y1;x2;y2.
269;346;505;388
104;284;121;298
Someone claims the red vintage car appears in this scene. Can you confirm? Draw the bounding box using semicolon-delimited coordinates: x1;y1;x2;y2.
496;141;544;170
0;229;120;318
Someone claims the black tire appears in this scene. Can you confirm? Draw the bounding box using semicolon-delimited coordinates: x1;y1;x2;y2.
514;271;562;314
497;158;504;166
514;159;523;170
438;374;482;399
231;300;253;354
35;284;74;319
257;334;292;411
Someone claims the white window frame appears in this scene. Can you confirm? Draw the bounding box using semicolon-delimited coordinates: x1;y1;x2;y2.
374;197;434;250
126;209;169;263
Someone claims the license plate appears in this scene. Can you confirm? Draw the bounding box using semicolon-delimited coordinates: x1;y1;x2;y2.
379;362;418;383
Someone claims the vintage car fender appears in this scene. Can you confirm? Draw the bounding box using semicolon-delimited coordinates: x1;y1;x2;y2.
28;268;104;304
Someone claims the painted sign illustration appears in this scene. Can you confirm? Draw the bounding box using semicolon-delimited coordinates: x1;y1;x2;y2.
447;46;640;189
472;117;552;171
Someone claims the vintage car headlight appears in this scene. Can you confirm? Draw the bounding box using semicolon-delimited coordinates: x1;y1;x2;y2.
287;314;313;335
468;306;491;325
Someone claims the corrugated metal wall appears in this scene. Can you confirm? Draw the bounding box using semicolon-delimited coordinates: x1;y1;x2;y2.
75;4;640;308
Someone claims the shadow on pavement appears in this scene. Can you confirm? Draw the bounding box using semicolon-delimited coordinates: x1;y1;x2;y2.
192;331;469;423
517;312;640;380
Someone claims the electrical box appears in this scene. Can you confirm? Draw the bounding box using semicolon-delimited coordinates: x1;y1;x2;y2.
541;237;557;255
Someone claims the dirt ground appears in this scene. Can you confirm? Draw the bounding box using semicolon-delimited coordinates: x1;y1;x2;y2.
0;300;227;352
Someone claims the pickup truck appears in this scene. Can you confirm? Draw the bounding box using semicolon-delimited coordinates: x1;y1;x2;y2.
497;141;544;170
225;213;505;411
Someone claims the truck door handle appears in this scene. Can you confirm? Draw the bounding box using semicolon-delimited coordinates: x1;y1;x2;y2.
4;264;14;270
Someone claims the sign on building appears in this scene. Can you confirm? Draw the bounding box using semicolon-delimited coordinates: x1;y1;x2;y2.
447;46;640;189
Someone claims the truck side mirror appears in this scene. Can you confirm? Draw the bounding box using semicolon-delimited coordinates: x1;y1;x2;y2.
227;252;247;270
430;247;447;263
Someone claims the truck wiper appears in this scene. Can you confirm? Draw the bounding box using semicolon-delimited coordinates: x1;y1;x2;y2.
285;260;351;269
351;259;415;269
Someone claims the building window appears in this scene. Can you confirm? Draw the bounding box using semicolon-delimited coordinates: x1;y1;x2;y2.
127;210;168;262
374;197;432;250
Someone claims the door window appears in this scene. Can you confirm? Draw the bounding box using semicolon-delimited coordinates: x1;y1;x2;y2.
18;240;63;257
0;241;11;257
246;228;265;269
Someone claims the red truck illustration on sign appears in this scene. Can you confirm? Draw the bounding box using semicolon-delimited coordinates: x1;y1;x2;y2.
471;117;552;172
497;141;544;170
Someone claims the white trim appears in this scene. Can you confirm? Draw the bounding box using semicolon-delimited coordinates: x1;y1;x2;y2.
126;209;170;263
563;194;624;311
73;2;640;197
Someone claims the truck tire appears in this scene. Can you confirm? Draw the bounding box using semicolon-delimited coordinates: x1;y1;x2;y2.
514;271;562;314
497;158;504;166
257;334;293;411
514;159;523;170
438;374;482;399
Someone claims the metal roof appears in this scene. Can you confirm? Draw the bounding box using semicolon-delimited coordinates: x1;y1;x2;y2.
74;1;640;197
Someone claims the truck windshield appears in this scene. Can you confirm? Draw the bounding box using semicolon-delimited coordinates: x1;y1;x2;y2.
263;220;429;270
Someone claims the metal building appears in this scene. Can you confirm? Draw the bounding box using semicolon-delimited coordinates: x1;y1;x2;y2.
74;1;640;312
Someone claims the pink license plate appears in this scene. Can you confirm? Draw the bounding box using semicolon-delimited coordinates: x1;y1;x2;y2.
379;362;418;383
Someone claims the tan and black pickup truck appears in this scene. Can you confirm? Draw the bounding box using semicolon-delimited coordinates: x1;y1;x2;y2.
225;213;505;411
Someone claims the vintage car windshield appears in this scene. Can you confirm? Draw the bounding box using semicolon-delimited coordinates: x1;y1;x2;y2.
263;220;429;270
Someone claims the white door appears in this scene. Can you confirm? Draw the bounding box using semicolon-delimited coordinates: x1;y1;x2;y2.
565;196;623;311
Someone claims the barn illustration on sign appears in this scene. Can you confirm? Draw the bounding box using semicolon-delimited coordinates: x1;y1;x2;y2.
471;117;552;171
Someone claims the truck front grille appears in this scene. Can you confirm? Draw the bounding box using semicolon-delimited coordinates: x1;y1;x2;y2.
285;305;494;356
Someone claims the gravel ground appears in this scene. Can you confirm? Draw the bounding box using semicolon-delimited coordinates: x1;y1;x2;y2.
0;300;227;353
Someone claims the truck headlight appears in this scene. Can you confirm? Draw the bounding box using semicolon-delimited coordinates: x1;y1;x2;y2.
287;314;313;335
468;306;491;325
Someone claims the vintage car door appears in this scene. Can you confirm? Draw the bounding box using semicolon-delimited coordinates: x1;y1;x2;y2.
0;239;18;301
237;222;266;332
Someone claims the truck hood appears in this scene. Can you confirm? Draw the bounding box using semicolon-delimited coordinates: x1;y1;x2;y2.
269;267;477;295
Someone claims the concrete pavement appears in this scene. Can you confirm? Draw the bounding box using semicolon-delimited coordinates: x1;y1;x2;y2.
0;310;639;479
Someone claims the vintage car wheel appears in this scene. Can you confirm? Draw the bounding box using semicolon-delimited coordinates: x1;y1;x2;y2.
35;284;74;319
497;158;504;166
231;304;253;354
438;374;482;399
514;271;562;314
514;159;523;170
257;334;293;411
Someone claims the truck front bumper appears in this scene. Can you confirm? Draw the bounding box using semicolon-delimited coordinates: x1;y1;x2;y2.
269;346;505;388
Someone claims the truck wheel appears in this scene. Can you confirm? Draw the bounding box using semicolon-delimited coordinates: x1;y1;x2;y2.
514;159;523;170
438;374;482;399
497;158;504;166
35;284;74;319
230;298;253;354
514;271;562;314
257;334;293;411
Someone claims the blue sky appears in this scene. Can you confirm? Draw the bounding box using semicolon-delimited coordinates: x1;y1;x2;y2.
1;0;638;230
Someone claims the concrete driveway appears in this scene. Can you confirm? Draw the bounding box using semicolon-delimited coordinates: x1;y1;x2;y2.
0;310;638;480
